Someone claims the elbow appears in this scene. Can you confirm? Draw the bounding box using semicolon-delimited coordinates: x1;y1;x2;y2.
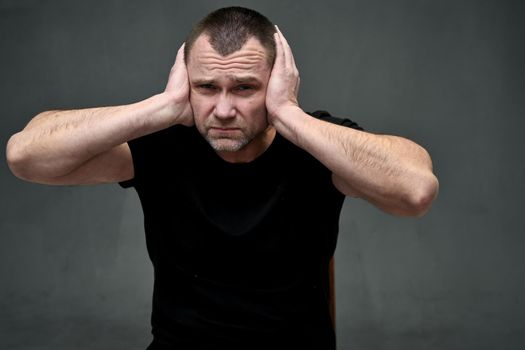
406;173;439;217
6;133;41;182
6;133;30;180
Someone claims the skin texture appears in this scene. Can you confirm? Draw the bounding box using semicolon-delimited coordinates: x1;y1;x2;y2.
186;35;276;163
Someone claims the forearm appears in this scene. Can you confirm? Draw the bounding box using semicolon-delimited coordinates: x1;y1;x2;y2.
272;106;438;215
7;92;176;178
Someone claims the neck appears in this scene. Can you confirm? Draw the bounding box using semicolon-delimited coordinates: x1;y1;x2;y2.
217;126;276;163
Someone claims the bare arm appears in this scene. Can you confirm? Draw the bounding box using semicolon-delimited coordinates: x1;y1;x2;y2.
272;106;438;217
266;27;438;217
6;44;193;184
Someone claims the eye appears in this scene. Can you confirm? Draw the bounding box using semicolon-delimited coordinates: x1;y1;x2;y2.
235;85;254;92
195;84;218;94
199;84;215;90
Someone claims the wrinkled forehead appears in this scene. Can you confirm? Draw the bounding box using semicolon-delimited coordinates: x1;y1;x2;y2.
187;35;271;78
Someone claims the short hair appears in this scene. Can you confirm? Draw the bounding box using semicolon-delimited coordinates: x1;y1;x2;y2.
184;7;276;67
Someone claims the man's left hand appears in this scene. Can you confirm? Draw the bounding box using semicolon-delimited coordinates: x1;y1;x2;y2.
266;26;301;123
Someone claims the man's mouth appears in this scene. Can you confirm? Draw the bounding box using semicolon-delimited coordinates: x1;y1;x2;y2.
209;127;240;132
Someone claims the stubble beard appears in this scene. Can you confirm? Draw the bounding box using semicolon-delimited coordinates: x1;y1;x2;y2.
200;113;269;153
205;134;251;152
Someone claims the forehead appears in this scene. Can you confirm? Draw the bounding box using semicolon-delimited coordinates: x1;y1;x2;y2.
188;35;270;80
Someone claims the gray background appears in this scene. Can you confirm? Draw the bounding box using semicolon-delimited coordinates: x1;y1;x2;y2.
1;0;524;349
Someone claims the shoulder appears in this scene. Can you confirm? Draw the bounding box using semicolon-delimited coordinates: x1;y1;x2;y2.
307;110;364;131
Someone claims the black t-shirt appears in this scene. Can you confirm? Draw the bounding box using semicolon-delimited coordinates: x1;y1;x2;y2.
118;111;363;349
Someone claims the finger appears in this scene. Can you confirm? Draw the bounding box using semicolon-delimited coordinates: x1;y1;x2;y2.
295;76;300;99
169;43;185;78
272;28;285;73
166;42;188;91
275;25;291;69
175;42;185;65
275;26;294;69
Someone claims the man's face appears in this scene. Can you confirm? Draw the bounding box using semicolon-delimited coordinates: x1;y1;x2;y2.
187;35;272;156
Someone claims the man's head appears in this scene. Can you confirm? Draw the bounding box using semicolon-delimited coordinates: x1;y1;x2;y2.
184;7;276;68
183;7;277;161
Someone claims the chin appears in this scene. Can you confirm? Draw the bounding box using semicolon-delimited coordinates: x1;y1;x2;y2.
207;137;250;152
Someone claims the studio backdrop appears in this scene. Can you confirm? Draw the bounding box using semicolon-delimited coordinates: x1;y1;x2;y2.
1;1;524;349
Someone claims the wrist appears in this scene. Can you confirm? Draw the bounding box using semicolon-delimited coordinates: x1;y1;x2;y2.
158;91;193;127
269;104;303;127
269;104;302;125
154;92;180;126
269;105;314;145
129;93;183;135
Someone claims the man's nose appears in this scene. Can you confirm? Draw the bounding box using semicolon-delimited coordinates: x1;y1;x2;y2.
214;93;236;120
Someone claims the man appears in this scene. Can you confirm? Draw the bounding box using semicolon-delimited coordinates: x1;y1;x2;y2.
6;6;438;350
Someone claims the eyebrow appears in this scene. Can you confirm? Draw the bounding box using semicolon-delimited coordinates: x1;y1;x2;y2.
230;75;261;84
191;75;262;85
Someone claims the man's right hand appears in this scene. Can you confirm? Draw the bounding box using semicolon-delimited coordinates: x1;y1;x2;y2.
164;43;194;127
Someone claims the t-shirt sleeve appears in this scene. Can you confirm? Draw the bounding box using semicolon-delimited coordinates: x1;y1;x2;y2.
117;126;175;189
117;137;141;189
308;110;364;131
